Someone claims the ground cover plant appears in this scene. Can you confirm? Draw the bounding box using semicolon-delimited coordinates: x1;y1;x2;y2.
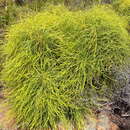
2;5;130;129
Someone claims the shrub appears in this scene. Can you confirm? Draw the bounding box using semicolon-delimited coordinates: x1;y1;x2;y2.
112;0;130;15
2;6;130;129
112;0;130;30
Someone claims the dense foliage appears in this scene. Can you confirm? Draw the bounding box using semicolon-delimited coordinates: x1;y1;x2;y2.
2;6;130;129
113;0;130;15
112;0;130;31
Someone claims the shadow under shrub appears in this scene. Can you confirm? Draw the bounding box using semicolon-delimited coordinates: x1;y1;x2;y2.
2;6;130;129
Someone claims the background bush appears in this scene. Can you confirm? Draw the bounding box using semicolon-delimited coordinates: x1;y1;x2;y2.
2;5;130;129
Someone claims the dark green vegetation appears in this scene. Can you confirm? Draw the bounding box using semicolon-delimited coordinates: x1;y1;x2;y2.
2;5;130;129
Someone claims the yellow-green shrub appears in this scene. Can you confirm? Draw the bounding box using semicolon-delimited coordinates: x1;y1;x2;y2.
2;6;130;129
112;0;130;30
